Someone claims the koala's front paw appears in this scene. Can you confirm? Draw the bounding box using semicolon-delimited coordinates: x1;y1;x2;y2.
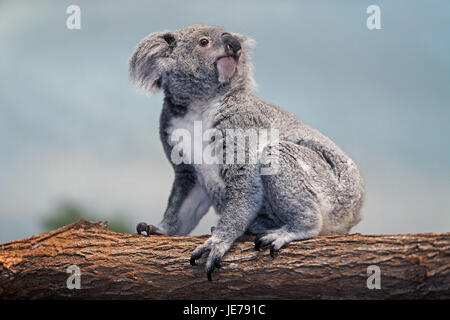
136;222;165;236
190;237;230;281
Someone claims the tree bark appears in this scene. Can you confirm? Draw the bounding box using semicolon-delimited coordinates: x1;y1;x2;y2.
0;220;448;299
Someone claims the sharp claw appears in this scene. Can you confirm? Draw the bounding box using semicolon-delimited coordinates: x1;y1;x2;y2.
190;249;205;266
270;244;281;258
136;222;149;235
206;256;222;280
254;233;269;251
207;269;213;281
270;246;275;258
213;256;222;269
255;238;269;251
255;233;264;242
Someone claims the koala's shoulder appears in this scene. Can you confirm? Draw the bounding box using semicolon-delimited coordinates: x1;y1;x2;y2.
214;92;290;130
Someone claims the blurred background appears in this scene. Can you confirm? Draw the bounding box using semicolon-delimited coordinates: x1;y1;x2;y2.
0;0;449;242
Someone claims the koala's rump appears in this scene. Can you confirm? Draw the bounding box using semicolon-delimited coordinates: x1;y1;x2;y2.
259;140;363;235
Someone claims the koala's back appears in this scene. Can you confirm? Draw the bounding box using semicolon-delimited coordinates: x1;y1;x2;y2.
215;90;365;233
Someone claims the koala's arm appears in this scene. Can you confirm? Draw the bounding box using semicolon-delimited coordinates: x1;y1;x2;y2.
154;102;211;235
158;165;211;235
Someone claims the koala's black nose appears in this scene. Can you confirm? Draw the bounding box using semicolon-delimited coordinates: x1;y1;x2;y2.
222;33;241;56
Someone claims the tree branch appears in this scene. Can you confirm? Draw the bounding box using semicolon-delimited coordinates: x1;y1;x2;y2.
0;220;448;299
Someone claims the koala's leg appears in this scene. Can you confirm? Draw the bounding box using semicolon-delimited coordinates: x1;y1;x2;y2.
246;202;284;235
255;141;334;257
190;165;263;281
156;166;211;235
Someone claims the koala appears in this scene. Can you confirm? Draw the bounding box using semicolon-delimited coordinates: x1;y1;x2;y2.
129;24;365;281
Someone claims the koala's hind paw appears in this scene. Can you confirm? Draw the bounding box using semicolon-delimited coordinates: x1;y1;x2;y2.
136;222;165;236
254;231;292;258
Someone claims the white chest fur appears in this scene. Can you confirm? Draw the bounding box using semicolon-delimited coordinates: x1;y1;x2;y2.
165;99;224;193
166;98;221;160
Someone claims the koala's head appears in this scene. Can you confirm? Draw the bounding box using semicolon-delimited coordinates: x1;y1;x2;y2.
129;24;255;105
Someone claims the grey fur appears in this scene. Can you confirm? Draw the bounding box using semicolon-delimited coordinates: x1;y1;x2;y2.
129;24;365;280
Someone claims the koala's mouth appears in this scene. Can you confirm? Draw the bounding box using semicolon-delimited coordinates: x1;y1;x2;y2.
216;54;239;83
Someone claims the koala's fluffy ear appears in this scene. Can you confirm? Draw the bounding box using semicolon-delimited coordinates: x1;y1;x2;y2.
129;31;177;93
231;33;257;90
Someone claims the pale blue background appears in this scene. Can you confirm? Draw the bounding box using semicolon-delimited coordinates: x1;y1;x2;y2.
1;0;449;242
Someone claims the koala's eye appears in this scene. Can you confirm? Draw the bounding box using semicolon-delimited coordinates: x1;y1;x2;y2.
199;38;210;47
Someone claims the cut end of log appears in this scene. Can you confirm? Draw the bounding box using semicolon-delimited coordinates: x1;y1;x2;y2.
0;220;449;299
